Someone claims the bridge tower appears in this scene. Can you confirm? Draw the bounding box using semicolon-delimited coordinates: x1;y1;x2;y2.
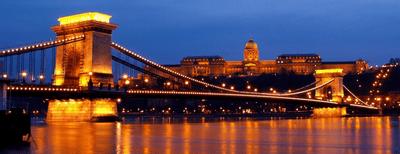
313;69;345;103
313;69;347;118
47;12;119;122
51;12;118;87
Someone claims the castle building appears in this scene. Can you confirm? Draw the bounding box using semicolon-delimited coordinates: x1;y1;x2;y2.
160;38;369;77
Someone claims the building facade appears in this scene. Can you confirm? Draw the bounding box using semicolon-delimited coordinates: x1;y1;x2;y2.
161;38;369;77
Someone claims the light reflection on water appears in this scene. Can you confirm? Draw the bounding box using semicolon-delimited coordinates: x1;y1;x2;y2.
3;116;400;153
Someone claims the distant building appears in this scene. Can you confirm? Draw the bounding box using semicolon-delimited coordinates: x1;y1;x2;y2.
150;38;369;77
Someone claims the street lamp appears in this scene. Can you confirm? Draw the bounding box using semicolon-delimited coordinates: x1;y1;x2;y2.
222;83;226;87
124;80;130;92
88;72;93;90
39;75;44;85
123;74;128;79
2;73;7;79
21;71;27;84
125;80;130;85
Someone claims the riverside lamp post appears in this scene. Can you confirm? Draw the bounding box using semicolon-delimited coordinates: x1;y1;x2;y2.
39;75;44;85
21;72;27;84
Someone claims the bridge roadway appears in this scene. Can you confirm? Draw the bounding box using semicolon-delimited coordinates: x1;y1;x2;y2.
8;85;378;112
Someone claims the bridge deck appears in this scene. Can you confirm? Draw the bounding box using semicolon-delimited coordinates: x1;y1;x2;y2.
7;85;378;111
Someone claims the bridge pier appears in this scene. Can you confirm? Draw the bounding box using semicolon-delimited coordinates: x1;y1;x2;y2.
312;107;347;118
46;98;119;122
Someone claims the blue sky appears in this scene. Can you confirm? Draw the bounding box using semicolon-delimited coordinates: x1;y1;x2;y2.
0;0;399;67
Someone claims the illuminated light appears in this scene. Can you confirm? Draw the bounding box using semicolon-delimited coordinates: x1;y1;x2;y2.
89;72;93;76
386;97;390;101
167;82;171;86
288;89;292;93
122;74;128;79
58;12;112;25
185;81;189;85
21;71;27;77
230;86;234;90
270;88;273;91
254;88;258;92
2;74;7;79
247;85;251;90
346;96;352;102
125;80;130;85
315;69;343;74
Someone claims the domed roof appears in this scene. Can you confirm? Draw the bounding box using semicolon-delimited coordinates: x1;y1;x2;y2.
245;38;258;50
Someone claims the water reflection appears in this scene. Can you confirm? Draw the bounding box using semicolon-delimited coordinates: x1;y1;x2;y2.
15;116;399;153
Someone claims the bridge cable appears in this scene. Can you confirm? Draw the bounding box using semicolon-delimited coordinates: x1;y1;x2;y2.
9;56;13;80
111;42;335;96
17;54;20;81
291;80;321;93
343;85;370;106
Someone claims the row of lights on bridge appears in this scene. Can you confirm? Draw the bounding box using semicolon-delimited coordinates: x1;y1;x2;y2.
7;86;78;92
1;35;85;55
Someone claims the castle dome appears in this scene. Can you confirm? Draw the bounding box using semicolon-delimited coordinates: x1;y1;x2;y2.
245;38;258;50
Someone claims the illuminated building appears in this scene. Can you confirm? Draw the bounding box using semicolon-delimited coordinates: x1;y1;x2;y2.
160;38;369;77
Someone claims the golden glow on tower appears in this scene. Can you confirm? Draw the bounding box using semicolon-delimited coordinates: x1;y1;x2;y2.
315;69;343;74
58;12;111;25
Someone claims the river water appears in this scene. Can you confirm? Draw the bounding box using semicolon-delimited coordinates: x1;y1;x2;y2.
2;116;400;153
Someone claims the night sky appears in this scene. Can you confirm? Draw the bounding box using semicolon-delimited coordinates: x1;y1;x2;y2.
1;0;399;67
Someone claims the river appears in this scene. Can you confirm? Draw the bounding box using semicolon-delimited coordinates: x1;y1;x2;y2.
2;116;400;153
